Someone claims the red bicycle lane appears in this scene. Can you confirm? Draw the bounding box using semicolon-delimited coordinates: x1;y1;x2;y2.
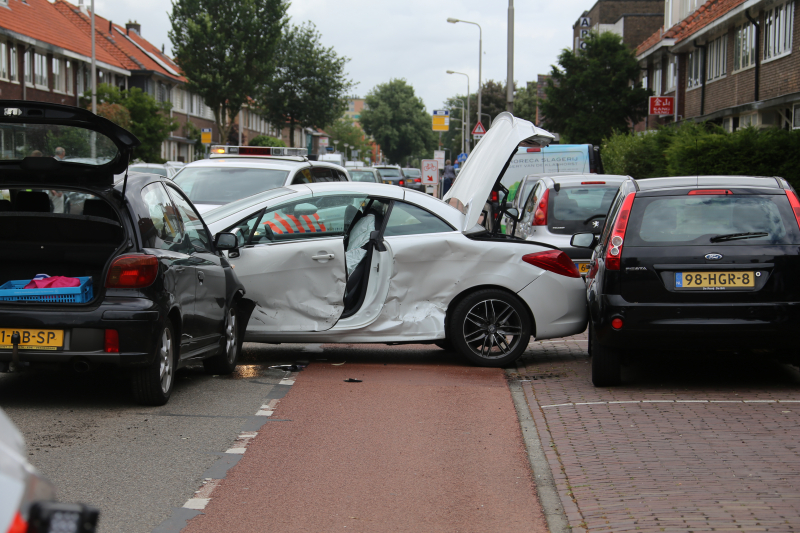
183;347;548;532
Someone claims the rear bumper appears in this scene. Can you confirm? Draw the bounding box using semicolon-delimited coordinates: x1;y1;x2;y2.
0;297;162;368
595;294;800;350
519;272;588;340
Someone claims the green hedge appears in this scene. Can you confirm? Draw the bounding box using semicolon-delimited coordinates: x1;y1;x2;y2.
249;135;286;147
601;124;800;190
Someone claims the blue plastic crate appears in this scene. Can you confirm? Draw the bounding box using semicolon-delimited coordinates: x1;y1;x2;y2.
0;277;94;303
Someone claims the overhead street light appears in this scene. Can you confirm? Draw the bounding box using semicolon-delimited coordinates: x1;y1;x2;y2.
446;70;470;154
451;98;466;155
447;17;482;128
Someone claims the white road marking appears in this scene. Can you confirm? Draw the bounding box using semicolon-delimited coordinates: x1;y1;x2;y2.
279;378;295;385
225;448;246;454
255;410;274;416
541;399;799;408
183;498;210;510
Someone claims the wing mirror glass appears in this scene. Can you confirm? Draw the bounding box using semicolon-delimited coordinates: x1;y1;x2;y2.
571;232;597;249
294;203;318;216
214;232;238;251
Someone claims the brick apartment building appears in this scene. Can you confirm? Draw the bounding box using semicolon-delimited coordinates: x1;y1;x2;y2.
0;0;283;162
574;0;666;51
636;0;798;131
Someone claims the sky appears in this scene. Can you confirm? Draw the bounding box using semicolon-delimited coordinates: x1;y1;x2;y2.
94;0;592;113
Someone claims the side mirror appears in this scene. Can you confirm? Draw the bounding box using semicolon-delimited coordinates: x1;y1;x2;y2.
294;203;318;216
214;232;238;251
571;232;597;249
505;201;515;210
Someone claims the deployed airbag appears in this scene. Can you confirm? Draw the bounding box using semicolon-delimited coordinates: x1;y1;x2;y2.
345;214;374;277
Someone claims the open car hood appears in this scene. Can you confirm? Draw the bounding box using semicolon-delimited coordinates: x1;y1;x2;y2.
443;112;554;232
0;101;139;186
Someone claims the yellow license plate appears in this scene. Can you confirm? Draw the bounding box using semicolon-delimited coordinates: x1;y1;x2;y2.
676;271;755;289
0;329;64;350
575;262;591;274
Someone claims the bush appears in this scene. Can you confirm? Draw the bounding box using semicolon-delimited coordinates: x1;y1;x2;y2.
602;124;800;190
249;135;286;147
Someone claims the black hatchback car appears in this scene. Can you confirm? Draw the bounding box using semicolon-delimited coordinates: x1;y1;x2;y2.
0;101;251;405
572;176;800;386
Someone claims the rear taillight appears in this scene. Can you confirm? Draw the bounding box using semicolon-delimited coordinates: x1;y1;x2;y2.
581;181;606;185
605;192;636;271
526;147;541;152
689;189;733;195
532;188;549;226
399;180;405;186
522;250;581;278
490;190;499;202
106;255;159;289
414;178;421;182
7;512;27;533
104;329;119;353
786;190;800;229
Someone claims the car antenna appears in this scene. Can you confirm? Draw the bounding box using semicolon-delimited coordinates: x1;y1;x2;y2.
121;153;130;198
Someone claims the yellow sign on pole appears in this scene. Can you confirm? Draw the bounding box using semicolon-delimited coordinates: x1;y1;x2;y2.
432;110;449;132
201;128;212;145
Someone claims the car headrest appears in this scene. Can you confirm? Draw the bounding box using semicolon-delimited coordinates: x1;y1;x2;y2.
83;199;118;222
14;191;50;212
0;199;11;212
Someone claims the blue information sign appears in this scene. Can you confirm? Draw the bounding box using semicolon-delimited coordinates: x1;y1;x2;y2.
456;152;468;164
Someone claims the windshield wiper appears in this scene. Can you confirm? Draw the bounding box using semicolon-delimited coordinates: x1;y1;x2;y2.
583;214;606;224
709;231;769;243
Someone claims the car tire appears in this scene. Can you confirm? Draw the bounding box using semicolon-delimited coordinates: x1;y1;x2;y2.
449;289;532;367
131;319;177;406
590;322;621;386
203;302;242;375
434;340;455;352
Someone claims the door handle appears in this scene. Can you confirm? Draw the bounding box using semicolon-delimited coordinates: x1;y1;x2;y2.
174;266;186;273
197;271;205;283
312;253;334;261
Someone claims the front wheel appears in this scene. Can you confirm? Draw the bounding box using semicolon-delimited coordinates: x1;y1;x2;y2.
131;319;176;406
590;322;621;386
203;303;242;375
449;289;532;367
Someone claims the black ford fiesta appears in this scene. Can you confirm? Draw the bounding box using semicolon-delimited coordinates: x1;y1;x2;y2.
572;176;800;386
0;101;251;405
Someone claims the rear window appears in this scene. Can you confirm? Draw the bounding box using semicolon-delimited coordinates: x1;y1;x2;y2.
350;171;376;183
377;168;401;178
0;123;118;164
626;195;800;246
404;169;421;178
174;167;289;205
130;165;168;177
547;185;619;234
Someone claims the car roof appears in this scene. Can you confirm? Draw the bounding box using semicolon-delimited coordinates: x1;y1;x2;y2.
634;175;782;191
179;158;348;172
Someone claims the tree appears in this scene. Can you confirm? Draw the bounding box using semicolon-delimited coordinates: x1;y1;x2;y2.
324;119;371;161
259;22;354;147
249;135;286;147
513;83;538;124
170;0;288;146
359;79;436;164
86;83;178;162
541;32;650;145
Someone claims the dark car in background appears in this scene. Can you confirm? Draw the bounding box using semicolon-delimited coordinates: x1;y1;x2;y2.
572;176;800;386
0;101;252;405
402;168;425;192
374;165;406;187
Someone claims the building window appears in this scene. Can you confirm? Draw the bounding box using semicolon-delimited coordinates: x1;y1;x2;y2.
687;50;702;88
24;50;33;85
706;35;727;81
666;55;677;91
52;58;65;92
764;1;794;61
8;45;17;82
0;42;7;81
739;113;757;128
734;22;756;70
34;53;48;88
653;67;662;96
642;71;648;92
65;60;73;94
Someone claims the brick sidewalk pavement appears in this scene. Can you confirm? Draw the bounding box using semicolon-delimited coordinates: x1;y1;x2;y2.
514;332;800;532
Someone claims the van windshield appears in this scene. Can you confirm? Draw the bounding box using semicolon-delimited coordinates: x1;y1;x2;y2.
626;195;800;246
0;124;118;164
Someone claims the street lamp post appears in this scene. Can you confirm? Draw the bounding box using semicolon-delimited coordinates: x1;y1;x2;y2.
446;70;470;154
344;143;350;161
480;112;492;129
447;17;482;127
452;98;466;155
507;0;514;112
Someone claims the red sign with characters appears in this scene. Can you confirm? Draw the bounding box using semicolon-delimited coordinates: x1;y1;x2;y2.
649;96;674;116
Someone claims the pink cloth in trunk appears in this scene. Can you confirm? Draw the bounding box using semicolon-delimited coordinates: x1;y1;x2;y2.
24;276;81;289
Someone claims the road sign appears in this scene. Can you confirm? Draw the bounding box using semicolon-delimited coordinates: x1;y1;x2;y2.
471;122;486;136
421;159;439;184
473;134;484;142
319;137;329;147
456;152;468;164
432;110;450;132
649;96;674;116
433;150;445;169
201;128;212;145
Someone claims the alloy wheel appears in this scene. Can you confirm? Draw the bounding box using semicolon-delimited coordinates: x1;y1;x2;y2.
225;308;237;364
461;298;523;360
159;327;174;394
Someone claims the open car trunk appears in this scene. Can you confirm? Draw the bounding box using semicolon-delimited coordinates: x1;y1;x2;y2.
0;191;124;304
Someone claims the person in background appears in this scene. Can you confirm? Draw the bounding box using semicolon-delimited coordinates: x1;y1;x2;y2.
54;147;66;161
441;159;456;195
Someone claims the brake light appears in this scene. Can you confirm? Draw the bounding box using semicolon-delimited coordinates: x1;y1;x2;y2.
104;329;119;353
605;192;636;271
414;178;421;182
522;250;581;278
581;181;606;185
611;317;624;329
532;188;549;226
7;512;27;533
786;190;800;229
526;148;541;152
490;190;499;202
688;189;733;195
106;255;159;289
399;180;405;186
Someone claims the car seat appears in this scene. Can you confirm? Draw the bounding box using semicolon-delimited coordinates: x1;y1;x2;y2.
83;199;119;223
14;191;51;212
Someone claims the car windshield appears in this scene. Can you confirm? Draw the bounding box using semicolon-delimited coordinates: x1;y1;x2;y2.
350;171;376;183
129;165;168;177
404;169;421;177
547;184;619;234
626;195;800;246
377;168;400;178
0;123;118;164
173;167;290;205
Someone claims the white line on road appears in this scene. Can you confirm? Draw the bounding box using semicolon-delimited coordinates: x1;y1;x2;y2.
183;498;210;510
541;399;799;408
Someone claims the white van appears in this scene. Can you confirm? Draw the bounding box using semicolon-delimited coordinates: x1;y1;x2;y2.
319;153;345;166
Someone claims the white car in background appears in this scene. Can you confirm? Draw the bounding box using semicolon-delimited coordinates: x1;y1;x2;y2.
173;146;350;213
203;113;588;367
